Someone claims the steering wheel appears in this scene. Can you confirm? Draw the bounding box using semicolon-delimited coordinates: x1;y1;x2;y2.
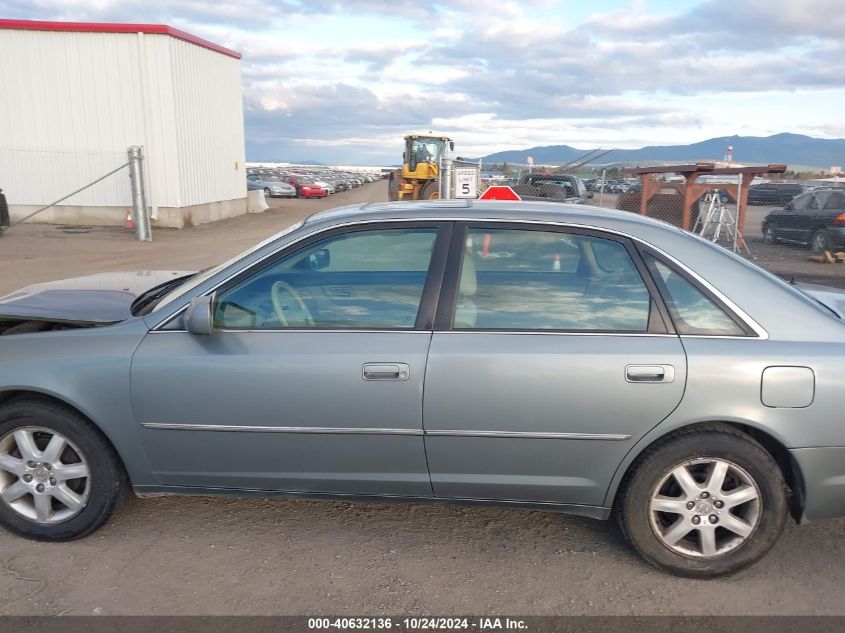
270;281;315;327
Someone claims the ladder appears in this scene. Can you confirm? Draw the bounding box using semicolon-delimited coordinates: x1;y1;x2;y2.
693;190;752;256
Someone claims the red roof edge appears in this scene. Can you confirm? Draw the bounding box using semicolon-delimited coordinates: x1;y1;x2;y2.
0;18;242;59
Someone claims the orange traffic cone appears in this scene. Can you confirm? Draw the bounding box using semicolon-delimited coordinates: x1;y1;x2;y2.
125;210;134;230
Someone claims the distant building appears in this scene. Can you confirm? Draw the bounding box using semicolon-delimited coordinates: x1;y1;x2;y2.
0;19;247;228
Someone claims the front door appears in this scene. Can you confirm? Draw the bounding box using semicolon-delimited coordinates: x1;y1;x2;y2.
778;192;811;242
422;224;687;507
131;224;448;496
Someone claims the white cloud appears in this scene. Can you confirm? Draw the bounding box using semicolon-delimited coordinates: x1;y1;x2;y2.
1;0;843;163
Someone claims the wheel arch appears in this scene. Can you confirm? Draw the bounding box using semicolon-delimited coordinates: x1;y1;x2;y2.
605;420;804;523
0;388;133;485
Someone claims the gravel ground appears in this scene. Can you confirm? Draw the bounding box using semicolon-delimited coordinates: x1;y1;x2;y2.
1;496;844;616
1;182;844;616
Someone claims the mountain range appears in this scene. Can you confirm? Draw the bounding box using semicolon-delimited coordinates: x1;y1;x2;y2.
481;133;845;169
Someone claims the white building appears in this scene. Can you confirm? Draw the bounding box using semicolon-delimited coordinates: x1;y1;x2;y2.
0;19;247;228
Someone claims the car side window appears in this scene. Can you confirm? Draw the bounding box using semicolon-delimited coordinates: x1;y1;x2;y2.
453;228;652;331
824;192;844;210
644;255;746;336
214;228;439;330
790;193;811;211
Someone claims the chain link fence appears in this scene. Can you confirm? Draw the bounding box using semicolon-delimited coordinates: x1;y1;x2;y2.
479;163;845;289
0;146;151;240
601;176;845;289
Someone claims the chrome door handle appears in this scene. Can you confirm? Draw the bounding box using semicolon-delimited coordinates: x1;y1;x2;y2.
626;364;675;383
363;363;410;381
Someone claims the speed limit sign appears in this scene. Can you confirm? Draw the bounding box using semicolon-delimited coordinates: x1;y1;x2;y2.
454;168;478;199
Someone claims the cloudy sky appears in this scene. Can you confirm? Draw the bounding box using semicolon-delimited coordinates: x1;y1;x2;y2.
3;0;844;164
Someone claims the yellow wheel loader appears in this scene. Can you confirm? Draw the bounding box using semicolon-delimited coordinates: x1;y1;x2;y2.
388;135;454;201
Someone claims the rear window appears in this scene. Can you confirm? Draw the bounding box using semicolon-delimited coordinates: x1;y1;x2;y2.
824;192;844;209
645;255;747;336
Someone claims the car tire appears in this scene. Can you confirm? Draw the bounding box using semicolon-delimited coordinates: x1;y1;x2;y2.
810;229;829;253
263;188;270;198
0;398;126;541
617;424;788;578
762;224;777;244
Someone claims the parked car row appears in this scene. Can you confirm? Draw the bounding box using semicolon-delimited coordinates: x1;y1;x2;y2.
246;167;381;199
747;183;815;206
586;179;641;194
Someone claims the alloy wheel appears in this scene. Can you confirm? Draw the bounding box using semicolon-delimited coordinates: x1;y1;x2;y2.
763;226;776;243
0;427;91;524
648;457;761;558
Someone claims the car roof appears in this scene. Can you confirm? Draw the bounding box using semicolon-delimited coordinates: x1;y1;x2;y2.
305;200;684;236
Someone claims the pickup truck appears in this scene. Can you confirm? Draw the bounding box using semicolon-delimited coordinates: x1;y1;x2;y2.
513;174;590;204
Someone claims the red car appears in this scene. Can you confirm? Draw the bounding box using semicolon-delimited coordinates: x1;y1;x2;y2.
283;175;328;198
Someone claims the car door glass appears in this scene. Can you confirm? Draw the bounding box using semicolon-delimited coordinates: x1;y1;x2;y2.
454;228;652;331
214;228;438;329
645;255;746;336
824;192;844;210
790;193;811;211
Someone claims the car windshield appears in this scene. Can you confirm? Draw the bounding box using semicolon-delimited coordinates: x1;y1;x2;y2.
261;175;281;182
152;220;306;312
411;138;444;163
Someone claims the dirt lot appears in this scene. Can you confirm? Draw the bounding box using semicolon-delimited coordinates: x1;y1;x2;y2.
1;185;377;296
1;183;844;616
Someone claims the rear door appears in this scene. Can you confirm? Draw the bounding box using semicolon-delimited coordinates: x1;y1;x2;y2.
820;191;845;231
421;223;687;508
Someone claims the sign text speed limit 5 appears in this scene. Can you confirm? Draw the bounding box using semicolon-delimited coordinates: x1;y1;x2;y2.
454;168;478;199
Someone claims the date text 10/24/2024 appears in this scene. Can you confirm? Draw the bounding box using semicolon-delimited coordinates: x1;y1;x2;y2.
308;618;528;630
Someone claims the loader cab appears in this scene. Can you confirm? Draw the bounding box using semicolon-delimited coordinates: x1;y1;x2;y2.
404;135;452;178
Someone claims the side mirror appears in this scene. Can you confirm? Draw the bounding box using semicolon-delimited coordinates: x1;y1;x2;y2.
587;191;594;199
308;248;331;270
449;141;455;151
185;296;213;335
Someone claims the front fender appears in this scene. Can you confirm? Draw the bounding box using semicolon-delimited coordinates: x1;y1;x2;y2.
0;319;158;487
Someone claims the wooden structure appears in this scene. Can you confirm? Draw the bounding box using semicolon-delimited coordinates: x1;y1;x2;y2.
625;163;787;233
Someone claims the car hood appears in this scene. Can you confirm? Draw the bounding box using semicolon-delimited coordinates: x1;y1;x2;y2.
794;281;845;318
0;271;195;324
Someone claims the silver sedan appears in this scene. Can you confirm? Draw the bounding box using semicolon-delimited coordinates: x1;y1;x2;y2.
1;201;844;577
